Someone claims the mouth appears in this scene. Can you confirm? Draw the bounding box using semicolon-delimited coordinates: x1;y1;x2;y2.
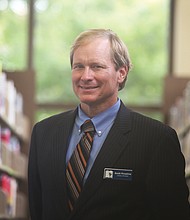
80;85;98;90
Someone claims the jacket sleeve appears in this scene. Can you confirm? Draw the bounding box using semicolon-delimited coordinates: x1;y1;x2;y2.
146;127;190;220
28;124;42;220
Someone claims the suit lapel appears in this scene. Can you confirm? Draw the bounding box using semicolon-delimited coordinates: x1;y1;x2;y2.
73;103;132;212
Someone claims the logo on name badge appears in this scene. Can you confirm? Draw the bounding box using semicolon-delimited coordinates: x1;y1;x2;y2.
104;169;114;179
103;168;133;181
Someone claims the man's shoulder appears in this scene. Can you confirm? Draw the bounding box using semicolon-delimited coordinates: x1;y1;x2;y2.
34;109;76;129
128;109;176;136
120;102;167;128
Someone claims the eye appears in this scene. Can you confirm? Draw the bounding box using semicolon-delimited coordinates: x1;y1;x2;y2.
72;64;84;70
91;64;104;69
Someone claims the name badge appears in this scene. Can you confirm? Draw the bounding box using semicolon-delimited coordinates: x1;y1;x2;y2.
103;168;133;181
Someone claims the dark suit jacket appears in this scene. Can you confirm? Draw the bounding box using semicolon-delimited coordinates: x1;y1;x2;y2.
28;102;190;220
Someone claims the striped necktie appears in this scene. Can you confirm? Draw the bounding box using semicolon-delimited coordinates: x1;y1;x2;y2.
66;119;95;211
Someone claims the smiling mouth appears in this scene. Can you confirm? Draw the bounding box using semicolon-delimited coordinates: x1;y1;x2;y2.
80;86;98;89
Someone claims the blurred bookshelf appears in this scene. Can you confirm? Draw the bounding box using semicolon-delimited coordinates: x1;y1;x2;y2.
163;75;190;202
0;70;35;219
167;79;190;178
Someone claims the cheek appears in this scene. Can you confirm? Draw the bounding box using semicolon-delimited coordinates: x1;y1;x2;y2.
108;75;120;87
71;73;78;84
71;75;78;91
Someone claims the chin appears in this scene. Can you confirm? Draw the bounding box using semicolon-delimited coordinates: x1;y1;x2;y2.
80;97;99;106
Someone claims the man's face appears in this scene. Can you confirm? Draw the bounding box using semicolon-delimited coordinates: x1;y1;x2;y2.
72;38;126;110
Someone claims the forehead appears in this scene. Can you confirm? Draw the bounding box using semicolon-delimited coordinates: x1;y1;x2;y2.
73;38;111;61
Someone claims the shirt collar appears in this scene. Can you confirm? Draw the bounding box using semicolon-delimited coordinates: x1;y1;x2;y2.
76;99;121;136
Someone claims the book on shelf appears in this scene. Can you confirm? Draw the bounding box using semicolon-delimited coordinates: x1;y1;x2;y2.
169;80;190;177
183;131;190;177
0;127;28;178
169;81;190;133
0;71;30;140
0;174;17;217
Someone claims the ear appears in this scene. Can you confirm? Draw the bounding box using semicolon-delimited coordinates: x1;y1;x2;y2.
117;66;128;83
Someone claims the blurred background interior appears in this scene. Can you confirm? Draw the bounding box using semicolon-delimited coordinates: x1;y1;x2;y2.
0;0;190;219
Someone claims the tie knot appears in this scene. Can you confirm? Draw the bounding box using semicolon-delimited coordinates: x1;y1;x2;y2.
82;120;95;133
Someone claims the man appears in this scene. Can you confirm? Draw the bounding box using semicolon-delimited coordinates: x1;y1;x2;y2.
28;29;190;220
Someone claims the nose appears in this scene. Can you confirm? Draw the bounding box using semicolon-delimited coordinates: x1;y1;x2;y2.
81;67;93;81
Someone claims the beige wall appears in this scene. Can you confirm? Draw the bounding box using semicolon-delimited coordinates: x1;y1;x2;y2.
173;0;190;76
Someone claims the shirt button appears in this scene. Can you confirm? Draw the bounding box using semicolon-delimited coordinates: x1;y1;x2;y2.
97;131;102;136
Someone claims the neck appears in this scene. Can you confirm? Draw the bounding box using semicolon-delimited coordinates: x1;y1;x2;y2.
80;99;118;118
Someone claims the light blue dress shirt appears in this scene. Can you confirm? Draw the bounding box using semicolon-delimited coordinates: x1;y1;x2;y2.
66;99;121;184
